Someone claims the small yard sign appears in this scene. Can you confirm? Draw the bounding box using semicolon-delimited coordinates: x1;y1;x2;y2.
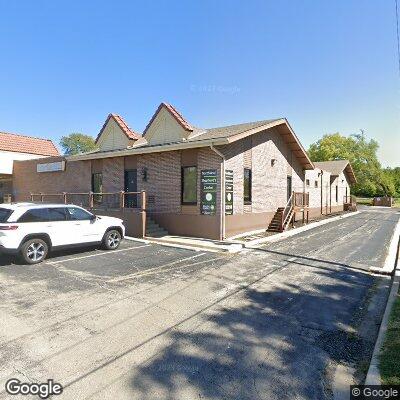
225;170;233;215
201;169;217;215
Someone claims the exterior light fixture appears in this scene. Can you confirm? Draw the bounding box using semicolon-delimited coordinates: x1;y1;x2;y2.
142;167;148;182
271;159;277;167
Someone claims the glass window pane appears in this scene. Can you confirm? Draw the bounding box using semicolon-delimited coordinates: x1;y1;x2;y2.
18;208;50;223
48;208;68;221
92;173;103;204
67;207;93;221
182;167;197;204
0;208;13;223
244;168;252;203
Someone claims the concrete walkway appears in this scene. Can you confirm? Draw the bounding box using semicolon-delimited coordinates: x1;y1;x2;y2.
0;208;398;399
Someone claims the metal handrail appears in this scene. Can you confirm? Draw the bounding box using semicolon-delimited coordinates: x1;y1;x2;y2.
30;191;146;211
281;192;294;230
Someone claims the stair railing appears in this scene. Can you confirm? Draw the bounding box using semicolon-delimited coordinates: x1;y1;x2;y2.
281;192;294;231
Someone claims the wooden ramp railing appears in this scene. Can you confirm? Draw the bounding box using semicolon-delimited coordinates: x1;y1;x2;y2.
268;191;310;233
29;191;146;211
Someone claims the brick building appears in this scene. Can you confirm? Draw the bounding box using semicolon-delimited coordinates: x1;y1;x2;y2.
0;131;59;203
11;103;356;239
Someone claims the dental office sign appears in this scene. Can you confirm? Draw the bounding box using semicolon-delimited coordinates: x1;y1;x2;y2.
201;169;217;215
225;170;233;215
37;161;65;173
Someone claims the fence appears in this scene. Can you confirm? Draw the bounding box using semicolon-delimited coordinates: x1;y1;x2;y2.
30;191;146;211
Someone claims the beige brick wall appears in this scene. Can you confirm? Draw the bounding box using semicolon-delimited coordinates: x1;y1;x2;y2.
103;157;124;193
13;157;92;202
137;151;182;213
305;168;332;211
219;126;306;215
331;171;351;207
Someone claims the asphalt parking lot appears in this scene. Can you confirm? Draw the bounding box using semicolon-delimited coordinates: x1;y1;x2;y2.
0;207;398;400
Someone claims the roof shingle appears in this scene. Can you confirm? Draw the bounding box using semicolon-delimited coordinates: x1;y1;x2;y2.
0;131;60;156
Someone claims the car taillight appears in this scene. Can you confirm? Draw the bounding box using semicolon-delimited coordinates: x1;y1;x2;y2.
0;225;18;230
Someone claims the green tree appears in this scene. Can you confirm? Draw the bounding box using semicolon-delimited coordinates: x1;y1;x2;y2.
60;133;97;155
383;167;400;197
308;133;388;197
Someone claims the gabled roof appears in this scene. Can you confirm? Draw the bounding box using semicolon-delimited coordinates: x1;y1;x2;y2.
314;160;357;184
0;131;60;156
72;105;314;169
192;119;280;141
95;113;141;144
143;102;194;135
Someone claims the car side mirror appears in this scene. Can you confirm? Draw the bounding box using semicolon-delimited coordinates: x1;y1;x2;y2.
90;214;97;222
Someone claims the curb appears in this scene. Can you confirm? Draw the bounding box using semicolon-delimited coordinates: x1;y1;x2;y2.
126;235;243;253
365;223;400;384
369;217;400;275
242;211;361;247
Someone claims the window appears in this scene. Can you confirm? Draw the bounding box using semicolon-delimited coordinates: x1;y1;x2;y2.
244;168;252;204
335;185;338;202
315;180;318;188
0;208;13;223
47;208;68;221
181;166;197;205
18;208;50;223
92;173;103;204
67;207;93;221
306;179;310;187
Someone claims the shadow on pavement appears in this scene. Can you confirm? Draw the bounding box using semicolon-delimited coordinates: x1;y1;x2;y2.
127;264;375;400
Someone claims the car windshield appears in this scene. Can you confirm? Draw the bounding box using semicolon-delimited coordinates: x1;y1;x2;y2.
0;208;13;223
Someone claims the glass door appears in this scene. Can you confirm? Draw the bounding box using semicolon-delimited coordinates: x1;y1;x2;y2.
124;170;137;208
287;176;292;201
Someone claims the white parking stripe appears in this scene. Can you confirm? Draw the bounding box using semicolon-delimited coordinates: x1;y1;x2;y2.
108;252;207;282
46;244;151;264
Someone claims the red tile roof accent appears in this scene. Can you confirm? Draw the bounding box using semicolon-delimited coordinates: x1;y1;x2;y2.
0;131;60;156
95;114;141;143
143;102;193;135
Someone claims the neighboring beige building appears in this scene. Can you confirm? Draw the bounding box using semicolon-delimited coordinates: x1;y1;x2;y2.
0;131;59;203
313;160;356;211
11;103;356;240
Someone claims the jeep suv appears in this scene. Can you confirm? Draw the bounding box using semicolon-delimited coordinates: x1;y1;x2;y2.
0;203;125;264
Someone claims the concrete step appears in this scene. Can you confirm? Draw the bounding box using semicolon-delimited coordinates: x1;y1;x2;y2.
146;226;165;234
267;227;283;232
145;216;169;237
146;230;169;238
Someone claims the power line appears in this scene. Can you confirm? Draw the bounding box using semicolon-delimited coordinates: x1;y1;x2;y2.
396;0;400;78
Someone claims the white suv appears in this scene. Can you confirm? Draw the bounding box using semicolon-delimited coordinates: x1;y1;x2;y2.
0;203;125;264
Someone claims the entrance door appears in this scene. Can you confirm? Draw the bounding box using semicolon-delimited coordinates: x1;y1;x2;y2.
287;176;292;201
124;169;138;208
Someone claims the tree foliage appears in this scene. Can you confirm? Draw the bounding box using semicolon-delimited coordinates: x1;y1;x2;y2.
60;133;97;155
308;133;398;197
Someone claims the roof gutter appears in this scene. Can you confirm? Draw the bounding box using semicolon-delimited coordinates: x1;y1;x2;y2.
68;137;230;162
210;144;226;241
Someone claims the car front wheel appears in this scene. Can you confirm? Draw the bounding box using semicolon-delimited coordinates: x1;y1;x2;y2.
103;229;122;250
20;238;49;264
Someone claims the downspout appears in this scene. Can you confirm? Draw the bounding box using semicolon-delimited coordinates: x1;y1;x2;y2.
210;144;225;241
320;170;323;215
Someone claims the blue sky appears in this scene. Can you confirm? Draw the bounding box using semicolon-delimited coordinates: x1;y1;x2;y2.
0;0;399;166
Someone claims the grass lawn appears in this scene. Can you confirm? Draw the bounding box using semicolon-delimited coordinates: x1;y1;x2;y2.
356;197;372;206
379;290;400;385
356;197;400;208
